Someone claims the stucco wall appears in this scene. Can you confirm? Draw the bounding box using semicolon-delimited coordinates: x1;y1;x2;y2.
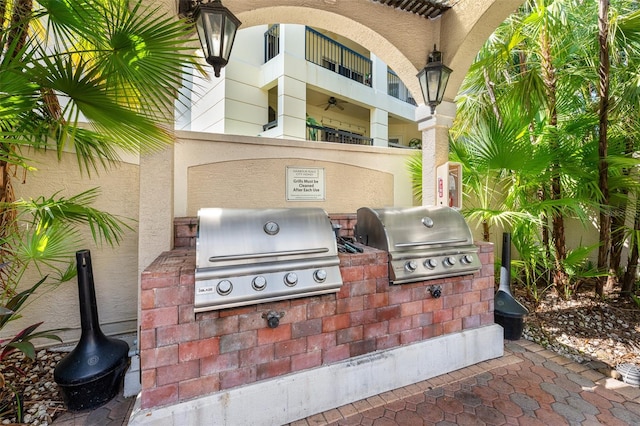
175;132;416;217
188;159;394;214
6;150;140;342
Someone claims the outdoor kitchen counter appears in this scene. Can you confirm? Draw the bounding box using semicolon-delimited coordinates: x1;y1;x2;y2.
138;241;495;410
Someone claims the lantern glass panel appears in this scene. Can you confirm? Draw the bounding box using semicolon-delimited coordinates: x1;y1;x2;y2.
222;17;238;61
199;11;223;58
437;69;451;102
426;68;441;103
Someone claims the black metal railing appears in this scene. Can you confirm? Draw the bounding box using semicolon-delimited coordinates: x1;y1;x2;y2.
305;27;372;87
307;124;373;145
387;69;417;105
264;24;280;62
262;120;278;131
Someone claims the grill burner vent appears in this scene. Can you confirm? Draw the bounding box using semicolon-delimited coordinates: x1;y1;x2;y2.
355;206;481;284
195;208;343;312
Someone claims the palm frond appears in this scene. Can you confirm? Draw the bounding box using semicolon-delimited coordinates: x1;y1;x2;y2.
406;153;422;202
12;188;133;245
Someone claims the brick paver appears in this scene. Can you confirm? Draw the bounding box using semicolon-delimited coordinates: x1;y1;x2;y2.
54;340;640;425
293;340;640;426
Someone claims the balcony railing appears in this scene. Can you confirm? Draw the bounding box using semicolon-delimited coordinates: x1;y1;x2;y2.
264;24;280;62
307;124;373;145
387;69;417;105
263;120;278;131
306;27;372;87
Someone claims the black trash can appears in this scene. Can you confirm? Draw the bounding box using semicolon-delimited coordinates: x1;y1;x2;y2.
54;250;130;411
494;233;528;340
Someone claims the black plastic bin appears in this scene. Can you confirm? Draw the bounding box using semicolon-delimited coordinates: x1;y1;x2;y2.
54;250;129;411
494;233;528;340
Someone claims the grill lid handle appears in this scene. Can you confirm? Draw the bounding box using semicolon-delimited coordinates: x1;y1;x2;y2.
208;247;329;262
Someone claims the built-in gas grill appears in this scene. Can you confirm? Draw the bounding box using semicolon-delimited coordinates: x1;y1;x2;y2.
354;206;481;284
195;208;343;312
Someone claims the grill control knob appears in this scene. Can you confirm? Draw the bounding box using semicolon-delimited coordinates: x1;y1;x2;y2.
284;272;298;287
405;260;418;272
216;280;233;295
443;256;456;267
461;254;474;264
252;276;267;291
424;259;438;269
314;269;327;283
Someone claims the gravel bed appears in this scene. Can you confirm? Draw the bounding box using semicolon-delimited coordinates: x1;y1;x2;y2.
1;350;66;425
522;291;640;370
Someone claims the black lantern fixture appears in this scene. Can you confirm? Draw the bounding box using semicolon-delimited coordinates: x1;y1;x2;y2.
179;0;241;77
417;45;453;114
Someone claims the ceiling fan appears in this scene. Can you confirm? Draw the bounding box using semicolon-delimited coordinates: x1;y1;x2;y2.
322;96;345;111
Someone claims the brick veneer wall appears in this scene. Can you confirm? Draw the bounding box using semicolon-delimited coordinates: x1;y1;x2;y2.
139;240;495;410
174;217;197;248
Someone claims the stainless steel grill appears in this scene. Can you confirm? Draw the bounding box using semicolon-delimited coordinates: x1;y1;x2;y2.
354;206;481;284
195;208;343;312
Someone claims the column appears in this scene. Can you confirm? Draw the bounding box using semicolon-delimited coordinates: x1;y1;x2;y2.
370;53;388;95
417;100;455;206
277;75;307;140
138;147;174;276
370;54;390;146
370;108;388;147
277;25;307;141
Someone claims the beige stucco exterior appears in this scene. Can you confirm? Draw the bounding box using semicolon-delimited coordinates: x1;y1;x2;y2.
7;151;140;341
4;0;524;347
188;159;395;213
176;132;414;217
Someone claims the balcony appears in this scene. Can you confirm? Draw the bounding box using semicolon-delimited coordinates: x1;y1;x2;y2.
261;25;416;146
264;24;280;62
305;27;372;87
387;69;417;105
307;124;373;145
265;25;374;87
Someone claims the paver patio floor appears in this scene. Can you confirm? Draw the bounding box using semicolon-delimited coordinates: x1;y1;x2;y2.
292;340;640;426
53;339;640;425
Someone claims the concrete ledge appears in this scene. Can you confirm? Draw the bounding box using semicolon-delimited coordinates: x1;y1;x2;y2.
129;325;504;425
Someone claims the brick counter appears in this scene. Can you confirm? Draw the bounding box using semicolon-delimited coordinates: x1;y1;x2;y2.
139;242;495;410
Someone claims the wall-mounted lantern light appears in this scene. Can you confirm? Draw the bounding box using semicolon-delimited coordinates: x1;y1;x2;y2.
416;46;453;114
178;0;241;77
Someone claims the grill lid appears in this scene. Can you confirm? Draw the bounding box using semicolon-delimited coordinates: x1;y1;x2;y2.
195;208;343;312
355;206;474;253
354;206;480;284
197;208;339;271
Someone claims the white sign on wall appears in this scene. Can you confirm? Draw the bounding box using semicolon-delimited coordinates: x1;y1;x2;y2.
286;167;325;201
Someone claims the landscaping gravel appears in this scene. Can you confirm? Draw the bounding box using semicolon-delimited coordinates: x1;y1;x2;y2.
1;350;66;425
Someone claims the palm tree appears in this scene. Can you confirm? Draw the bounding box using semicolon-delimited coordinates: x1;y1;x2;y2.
450;101;547;243
451;0;640;298
411;1;640;299
1;0;195;299
453;0;588;290
596;0;612;296
599;6;640;295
